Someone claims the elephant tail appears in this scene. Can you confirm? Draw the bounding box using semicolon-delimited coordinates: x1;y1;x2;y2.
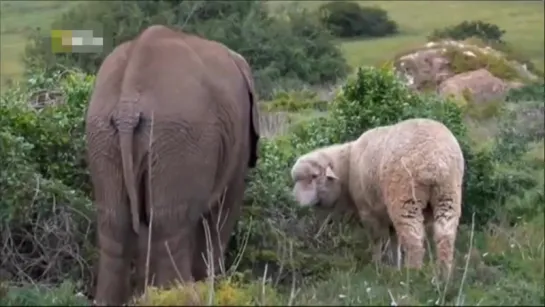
114;101;142;235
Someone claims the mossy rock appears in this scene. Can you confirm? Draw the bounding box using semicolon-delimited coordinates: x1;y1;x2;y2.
462;36;544;78
442;45;522;82
393;39;540;94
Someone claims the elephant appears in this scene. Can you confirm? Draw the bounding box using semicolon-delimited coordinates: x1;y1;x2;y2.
85;25;260;305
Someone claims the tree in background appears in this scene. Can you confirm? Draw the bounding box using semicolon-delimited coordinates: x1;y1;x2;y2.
23;0;349;99
318;1;398;38
428;20;506;44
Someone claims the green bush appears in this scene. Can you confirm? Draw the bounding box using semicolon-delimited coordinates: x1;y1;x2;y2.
0;281;89;306
238;66;540;282
501;172;544;223
135;278;282;306
262;89;329;112
506;82;545;102
459;37;544;78
23;0;349;99
313;67;521;227
2;66;542;298
428;20;506;44
0;71;95;294
443;46;522;81
318;1;398;38
0;71;92;193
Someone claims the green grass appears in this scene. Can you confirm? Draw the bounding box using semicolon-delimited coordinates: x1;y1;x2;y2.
293;216;545;305
0;1;80;86
3;202;543;305
293;175;544;305
2;1;543;88
274;1;545;71
134;209;545;305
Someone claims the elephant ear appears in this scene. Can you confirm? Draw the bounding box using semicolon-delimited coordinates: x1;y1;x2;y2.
227;49;260;168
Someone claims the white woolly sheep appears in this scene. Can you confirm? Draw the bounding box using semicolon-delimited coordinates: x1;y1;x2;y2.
290;118;465;276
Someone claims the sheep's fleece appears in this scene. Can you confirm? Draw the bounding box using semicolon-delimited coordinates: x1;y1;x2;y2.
291;118;464;274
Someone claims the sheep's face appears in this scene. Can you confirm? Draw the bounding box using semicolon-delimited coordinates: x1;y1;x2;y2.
291;159;342;208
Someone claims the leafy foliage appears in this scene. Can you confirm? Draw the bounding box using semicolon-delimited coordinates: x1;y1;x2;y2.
0;281;89;306
238;66;541;282
318;1;398;38
22;0;349;99
262;89;329;112
506;82;545;102
443;46;522;81
1;66;542;301
0;71;95;294
428;20;506;44
136;278;281;306
459;37;545;78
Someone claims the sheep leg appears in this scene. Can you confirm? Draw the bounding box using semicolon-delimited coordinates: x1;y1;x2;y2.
388;199;426;270
371;232;389;265
375;225;401;267
358;212;390;265
384;225;401;268
431;190;461;279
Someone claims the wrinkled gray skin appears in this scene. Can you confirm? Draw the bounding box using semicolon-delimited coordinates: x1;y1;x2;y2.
85;25;260;305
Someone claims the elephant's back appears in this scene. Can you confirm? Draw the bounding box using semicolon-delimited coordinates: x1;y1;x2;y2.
117;26;244;123
87;41;134;118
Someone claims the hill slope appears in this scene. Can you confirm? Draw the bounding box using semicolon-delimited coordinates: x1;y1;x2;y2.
1;1;543;85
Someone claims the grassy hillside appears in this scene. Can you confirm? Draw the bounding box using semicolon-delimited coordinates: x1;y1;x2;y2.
1;0;543;87
275;1;545;69
0;1;80;86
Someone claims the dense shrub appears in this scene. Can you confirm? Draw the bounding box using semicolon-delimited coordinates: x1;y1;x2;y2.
458;37;545;78
2;66;542;299
136;278;281;306
428;20;506;44
262;89;329;113
311;68;533;227
238;66;541;282
0;281;88;306
0;71;95;293
506;82;545;102
23;0;349;99
443;46;522;81
1;71;92;193
318;1;398;38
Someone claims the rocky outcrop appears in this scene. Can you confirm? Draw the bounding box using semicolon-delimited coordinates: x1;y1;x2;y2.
393;39;541;104
395;47;455;91
438;68;508;104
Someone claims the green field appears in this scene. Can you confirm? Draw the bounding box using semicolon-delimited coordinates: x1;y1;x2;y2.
0;1;79;85
283;1;545;69
1;1;543;87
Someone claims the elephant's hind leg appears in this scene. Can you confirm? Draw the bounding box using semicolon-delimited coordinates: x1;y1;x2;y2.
147;125;225;288
148;198;198;288
192;171;246;281
92;158;136;305
135;224;156;297
147;163;206;288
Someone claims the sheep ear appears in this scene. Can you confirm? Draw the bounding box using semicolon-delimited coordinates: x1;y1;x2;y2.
325;166;338;180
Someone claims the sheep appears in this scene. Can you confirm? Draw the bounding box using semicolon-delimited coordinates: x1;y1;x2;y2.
290;118;464;276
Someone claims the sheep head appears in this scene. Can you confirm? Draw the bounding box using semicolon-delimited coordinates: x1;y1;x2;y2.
290;155;342;209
